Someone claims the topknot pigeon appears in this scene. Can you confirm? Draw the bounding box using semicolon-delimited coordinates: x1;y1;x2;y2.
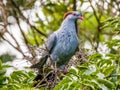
31;11;84;72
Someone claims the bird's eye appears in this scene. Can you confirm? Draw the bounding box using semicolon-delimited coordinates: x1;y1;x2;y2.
72;13;76;16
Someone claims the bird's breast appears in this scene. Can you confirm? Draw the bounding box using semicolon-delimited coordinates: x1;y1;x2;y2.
61;33;78;51
52;30;79;60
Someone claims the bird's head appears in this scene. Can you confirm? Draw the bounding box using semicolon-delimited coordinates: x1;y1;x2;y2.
63;11;84;20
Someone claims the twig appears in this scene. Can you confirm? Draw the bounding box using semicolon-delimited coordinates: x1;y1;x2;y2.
54;61;57;87
0;2;26;56
88;0;101;52
88;0;100;24
35;70;53;88
16;16;35;58
42;39;59;86
7;30;25;54
37;84;46;88
11;0;47;37
0;34;25;56
0;2;7;35
73;0;78;34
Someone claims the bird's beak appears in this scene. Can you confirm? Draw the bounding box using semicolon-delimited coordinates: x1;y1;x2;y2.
78;16;84;20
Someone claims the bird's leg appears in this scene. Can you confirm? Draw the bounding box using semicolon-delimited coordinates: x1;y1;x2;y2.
63;66;68;74
60;65;68;74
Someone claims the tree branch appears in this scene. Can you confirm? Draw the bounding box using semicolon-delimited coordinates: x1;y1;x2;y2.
11;0;47;37
88;0;101;52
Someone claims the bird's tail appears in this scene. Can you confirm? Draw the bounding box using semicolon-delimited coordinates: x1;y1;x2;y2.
30;55;48;69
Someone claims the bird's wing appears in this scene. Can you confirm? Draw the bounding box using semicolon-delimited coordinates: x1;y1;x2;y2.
46;32;57;53
31;32;56;69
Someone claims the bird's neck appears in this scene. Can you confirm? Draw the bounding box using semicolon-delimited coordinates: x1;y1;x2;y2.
60;19;76;32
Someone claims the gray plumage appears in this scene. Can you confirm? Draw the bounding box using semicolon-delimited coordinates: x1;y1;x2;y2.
31;11;83;70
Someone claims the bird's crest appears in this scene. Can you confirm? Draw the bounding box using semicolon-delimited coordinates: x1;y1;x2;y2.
63;11;73;19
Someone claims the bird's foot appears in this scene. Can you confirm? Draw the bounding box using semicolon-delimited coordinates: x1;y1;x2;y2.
63;67;68;74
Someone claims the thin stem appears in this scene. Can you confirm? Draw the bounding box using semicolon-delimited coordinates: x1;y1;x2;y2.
11;0;47;37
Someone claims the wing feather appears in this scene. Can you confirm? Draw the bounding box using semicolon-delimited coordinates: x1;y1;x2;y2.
31;33;56;68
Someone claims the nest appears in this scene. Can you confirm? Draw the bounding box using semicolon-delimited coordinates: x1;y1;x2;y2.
32;48;88;89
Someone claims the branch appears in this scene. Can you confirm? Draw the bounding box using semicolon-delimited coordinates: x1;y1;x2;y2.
88;0;100;24
7;30;20;48
73;0;78;34
35;70;53;88
0;1;25;57
0;34;25;56
15;16;36;58
11;0;47;37
0;2;7;33
88;0;101;52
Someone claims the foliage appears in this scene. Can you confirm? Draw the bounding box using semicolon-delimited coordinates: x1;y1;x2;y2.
54;15;120;90
0;60;36;90
0;53;16;63
54;52;119;90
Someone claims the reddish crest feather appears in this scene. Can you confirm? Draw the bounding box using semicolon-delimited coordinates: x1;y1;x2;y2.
63;11;73;19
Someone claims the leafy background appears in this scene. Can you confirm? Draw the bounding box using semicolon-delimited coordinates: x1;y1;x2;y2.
0;0;120;90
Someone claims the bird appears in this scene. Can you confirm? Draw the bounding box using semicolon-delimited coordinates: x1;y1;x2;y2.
31;11;84;73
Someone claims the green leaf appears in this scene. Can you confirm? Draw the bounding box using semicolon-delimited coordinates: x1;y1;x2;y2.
97;73;105;79
102;66;116;76
0;70;6;76
91;79;109;90
0;53;16;63
68;67;78;75
77;66;89;70
82;79;97;90
106;39;120;48
97;78;115;89
54;77;72;90
89;53;102;61
84;65;96;75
